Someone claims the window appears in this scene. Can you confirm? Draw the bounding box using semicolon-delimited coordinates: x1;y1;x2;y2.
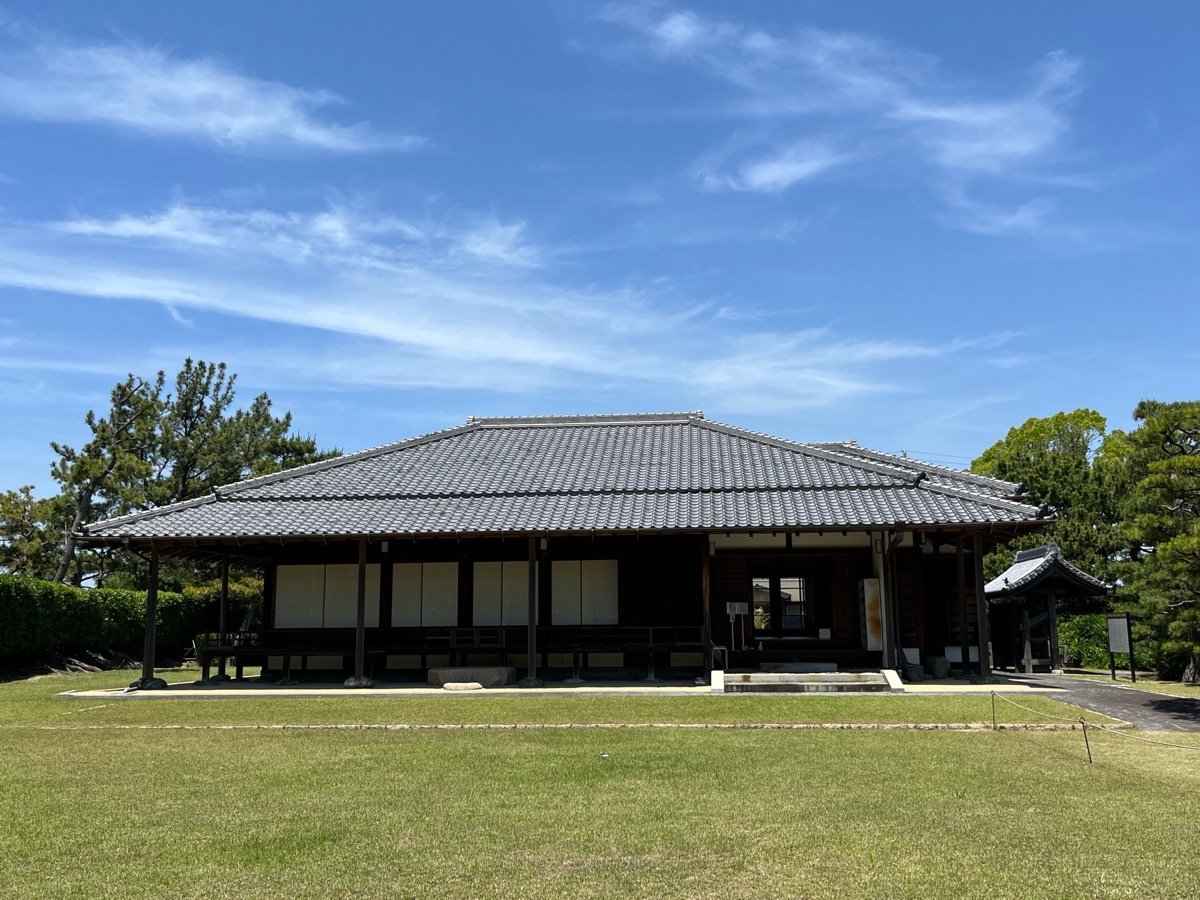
750;561;827;637
392;562;458;626
552;559;619;625
275;564;380;628
473;560;532;625
779;576;809;632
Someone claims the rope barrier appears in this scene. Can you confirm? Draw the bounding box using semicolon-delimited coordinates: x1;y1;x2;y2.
990;690;1200;758
990;691;1099;724
1080;720;1200;751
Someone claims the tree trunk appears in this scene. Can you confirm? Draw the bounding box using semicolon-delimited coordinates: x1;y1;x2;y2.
53;486;93;585
1182;651;1200;685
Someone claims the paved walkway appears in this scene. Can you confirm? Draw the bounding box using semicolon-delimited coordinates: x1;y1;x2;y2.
63;671;1059;701
58;671;1200;733
1008;674;1200;732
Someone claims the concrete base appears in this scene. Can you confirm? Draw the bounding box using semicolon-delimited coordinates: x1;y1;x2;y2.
723;671;895;694
882;669;904;692
428;666;517;688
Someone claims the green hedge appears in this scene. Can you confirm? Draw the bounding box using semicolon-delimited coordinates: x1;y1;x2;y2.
0;574;218;665
1058;613;1131;670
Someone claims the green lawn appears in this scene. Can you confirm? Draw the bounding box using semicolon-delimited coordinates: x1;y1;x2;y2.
2;671;1198;899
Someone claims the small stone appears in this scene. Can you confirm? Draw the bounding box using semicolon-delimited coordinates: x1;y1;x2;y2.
126;676;168;691
443;681;484;691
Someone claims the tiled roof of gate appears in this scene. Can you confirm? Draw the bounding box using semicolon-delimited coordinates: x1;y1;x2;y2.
985;543;1109;598
80;412;1046;542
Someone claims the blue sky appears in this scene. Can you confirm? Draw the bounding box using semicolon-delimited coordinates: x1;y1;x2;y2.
1;1;1197;495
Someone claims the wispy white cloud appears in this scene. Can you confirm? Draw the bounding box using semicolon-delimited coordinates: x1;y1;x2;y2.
700;140;850;193
56;202;539;272
453;218;541;268
0;196;1015;411
0;21;421;153
596;5;1088;238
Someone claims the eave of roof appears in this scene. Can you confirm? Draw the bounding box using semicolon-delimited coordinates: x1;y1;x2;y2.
78;412;1047;546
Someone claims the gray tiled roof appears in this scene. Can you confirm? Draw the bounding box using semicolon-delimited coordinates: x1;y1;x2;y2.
985;543;1109;597
81;412;1046;542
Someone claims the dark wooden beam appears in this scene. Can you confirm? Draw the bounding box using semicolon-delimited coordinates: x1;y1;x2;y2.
701;535;712;674
973;532;991;679
130;547;167;689
521;536;542;686
218;554;229;680
957;537;969;673
354;536;367;680
140;547;160;683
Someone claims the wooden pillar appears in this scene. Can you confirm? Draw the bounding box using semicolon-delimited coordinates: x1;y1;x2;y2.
139;547;161;685
1021;608;1033;674
521;536;542;686
972;532;991;678
217;554;230;679
1047;587;1062;672
888;539;904;668
956;538;969;673
354;536;367;680
701;536;712;673
878;533;894;669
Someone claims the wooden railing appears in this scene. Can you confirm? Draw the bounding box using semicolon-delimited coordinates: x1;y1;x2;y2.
199;625;706;681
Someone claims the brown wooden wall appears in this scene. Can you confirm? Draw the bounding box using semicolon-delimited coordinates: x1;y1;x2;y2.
893;548;981;658
709;550;873;648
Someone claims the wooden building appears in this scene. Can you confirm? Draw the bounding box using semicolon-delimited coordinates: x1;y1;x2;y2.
986;543;1109;673
77;413;1048;686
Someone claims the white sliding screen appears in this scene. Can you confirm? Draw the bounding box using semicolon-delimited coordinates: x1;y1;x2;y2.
551;560;618;625
473;561;531;625
391;562;459;627
275;565;325;627
581;560;619;624
323;564;381;627
275;563;380;628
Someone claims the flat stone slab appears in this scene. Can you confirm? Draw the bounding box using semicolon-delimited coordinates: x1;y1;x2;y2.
427;666;517;688
443;682;483;692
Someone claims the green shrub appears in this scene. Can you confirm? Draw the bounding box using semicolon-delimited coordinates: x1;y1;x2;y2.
1146;643;1191;681
0;574;222;665
1057;613;1130;670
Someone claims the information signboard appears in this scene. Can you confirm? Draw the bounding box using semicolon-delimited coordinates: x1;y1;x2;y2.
1106;612;1135;682
1106;614;1131;654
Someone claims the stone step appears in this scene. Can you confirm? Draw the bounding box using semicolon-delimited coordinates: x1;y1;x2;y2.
719;671;896;694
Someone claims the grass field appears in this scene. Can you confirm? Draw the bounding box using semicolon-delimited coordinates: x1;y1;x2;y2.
2;670;1199;899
